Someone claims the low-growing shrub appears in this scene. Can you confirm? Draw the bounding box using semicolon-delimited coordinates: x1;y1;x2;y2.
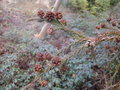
63;0;120;14
71;0;88;11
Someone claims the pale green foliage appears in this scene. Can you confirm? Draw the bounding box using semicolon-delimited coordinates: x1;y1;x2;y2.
110;0;120;6
71;0;88;10
67;0;119;14
90;5;99;15
95;0;110;11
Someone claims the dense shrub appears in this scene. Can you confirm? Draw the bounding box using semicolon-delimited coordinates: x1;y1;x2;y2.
95;0;110;11
71;0;88;11
64;0;120;14
110;0;120;6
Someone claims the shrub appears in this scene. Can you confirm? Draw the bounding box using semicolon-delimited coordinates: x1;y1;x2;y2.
110;0;120;6
71;0;88;11
95;0;110;12
64;0;119;14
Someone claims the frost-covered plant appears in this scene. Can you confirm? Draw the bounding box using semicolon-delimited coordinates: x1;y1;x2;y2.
0;2;120;90
20;9;120;90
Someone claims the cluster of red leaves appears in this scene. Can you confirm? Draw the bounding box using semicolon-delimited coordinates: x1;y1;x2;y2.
34;52;63;87
34;64;43;72
104;45;119;53
51;56;61;66
59;19;67;26
96;17;119;30
35;52;62;71
47;27;54;35
35;52;52;61
37;10;67;25
44;11;55;21
37;10;62;21
60;65;69;73
96;23;106;30
40;80;48;87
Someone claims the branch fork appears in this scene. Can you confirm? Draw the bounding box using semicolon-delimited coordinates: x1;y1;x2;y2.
34;0;62;39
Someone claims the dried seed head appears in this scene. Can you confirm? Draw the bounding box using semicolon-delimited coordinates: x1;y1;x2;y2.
34;64;43;72
44;11;55;22
35;52;44;61
59;19;67;26
41;80;48;87
43;52;52;60
47;28;54;35
37;10;45;18
96;25;101;30
104;45;110;49
51;56;61;66
112;22;116;27
107;18;112;22
55;12;63;19
100;23;106;28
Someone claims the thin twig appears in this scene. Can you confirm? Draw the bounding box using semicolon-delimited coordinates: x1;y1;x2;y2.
102;81;120;90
